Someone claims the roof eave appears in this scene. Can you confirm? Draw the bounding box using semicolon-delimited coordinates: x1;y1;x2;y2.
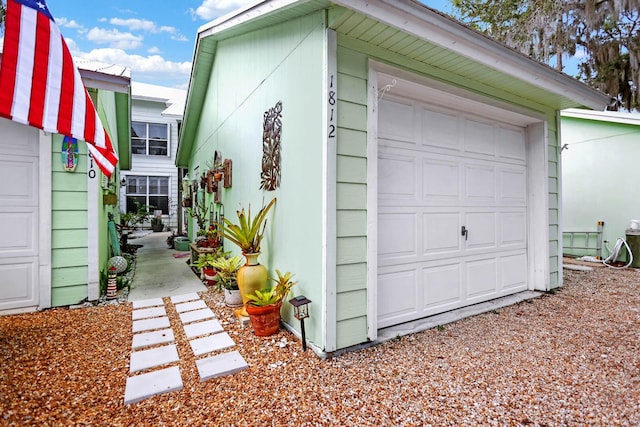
332;0;611;110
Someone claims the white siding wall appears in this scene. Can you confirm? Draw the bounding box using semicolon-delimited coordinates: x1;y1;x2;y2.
121;98;180;229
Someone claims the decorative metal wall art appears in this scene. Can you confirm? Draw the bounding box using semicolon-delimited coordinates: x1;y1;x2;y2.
260;101;282;191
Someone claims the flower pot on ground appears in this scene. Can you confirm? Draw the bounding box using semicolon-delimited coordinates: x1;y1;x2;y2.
245;270;296;336
222;198;276;309
191;249;229;286
210;255;244;305
151;216;164;232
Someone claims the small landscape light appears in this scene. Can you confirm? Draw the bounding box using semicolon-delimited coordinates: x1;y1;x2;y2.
288;295;311;351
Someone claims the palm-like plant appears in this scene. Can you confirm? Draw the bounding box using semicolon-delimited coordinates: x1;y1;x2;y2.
209;255;244;290
222;198;276;254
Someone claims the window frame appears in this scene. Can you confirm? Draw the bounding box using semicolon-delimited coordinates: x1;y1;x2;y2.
125;175;170;215
131;121;170;157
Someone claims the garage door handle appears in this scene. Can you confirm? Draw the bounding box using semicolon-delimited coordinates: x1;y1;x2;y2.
461;226;468;240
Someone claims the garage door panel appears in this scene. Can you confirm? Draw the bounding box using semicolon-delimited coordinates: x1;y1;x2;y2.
0;210;37;257
465;164;496;201
378;152;417;201
377;269;419;327
423;263;462;310
466;258;498;300
464;118;495;156
465;212;496;250
423;212;461;255
421;107;460;151
378;99;416;144
0;157;38;205
423;157;460;202
501;253;528;291
499;167;526;203
496;127;526;161
500;211;527;246
0;259;37;310
378;212;418;262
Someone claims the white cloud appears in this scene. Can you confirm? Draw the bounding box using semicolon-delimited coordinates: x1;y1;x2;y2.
110;18;156;32
148;46;161;54
57;18;84;30
86;27;143;50
75;47;192;84
108;18;189;41
190;0;255;20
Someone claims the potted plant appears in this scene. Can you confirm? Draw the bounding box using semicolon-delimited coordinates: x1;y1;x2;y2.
222;197;276;311
191;253;216;284
210;255;244;307
245;270;296;336
151;216;164;232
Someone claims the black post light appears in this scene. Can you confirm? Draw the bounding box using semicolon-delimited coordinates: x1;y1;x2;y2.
288;295;311;351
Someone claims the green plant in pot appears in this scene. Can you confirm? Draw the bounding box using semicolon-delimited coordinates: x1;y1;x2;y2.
151;216;164;232
222;197;276;315
210;255;244;307
245;270;296;336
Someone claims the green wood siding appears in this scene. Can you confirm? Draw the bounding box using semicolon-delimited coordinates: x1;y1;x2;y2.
51;134;89;305
335;46;369;348
187;12;327;347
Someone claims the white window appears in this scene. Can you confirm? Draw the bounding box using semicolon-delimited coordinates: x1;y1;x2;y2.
126;176;169;214
131;122;169;156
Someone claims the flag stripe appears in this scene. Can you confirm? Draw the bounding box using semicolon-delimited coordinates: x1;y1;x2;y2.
83;90;96;144
28;9;51;128
12;4;36;124
0;2;21;120
56;37;75;136
42;25;62;132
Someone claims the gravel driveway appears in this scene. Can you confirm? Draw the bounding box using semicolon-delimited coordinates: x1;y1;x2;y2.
1;264;639;426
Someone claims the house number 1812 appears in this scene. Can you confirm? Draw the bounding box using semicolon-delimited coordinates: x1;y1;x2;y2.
328;74;336;139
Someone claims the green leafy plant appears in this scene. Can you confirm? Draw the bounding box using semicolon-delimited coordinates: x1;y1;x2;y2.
245;269;296;307
222;198;276;254
209;255;244;290
120;200;150;229
151;217;163;226
187;198;209;231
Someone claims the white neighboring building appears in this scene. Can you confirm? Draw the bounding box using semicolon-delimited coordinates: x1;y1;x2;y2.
121;82;186;229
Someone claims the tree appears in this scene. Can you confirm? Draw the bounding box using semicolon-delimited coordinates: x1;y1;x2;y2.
451;0;640;110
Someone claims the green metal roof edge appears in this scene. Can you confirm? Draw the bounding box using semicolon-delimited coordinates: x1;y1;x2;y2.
115;90;131;170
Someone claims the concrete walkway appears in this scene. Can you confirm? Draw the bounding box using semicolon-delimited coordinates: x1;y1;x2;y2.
125;293;248;404
128;231;206;300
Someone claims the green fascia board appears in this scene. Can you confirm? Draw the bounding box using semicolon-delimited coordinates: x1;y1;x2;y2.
115;91;131;170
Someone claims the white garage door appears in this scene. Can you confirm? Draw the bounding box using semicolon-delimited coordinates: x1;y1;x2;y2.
0;119;40;312
377;97;528;328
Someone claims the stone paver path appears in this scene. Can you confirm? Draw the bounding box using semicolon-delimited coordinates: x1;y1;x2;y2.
124;293;249;405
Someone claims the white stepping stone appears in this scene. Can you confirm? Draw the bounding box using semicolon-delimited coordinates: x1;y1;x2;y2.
179;308;215;324
131;297;164;309
132;306;166;320
183;319;224;339
124;366;182;405
130;344;179;373
189;332;235;356
175;300;207;313
132;316;170;333
132;328;175;350
196;350;249;381
170;293;200;304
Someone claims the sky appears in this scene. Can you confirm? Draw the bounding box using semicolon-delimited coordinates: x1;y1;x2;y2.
2;0;580;90
0;0;454;89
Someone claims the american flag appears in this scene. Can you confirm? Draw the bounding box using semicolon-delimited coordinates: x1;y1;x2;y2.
0;0;119;178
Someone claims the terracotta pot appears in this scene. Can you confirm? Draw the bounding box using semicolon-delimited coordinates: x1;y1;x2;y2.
245;301;282;336
224;288;243;307
237;253;268;306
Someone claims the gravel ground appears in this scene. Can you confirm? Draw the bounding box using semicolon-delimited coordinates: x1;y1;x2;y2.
1;265;639;426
